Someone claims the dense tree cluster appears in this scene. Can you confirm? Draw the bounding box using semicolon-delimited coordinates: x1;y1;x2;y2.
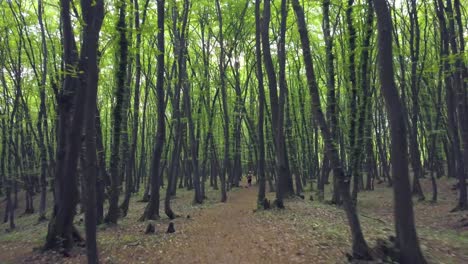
0;0;467;263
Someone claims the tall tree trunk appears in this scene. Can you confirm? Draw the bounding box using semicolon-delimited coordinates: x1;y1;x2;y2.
446;0;468;210
231;60;243;188
165;7;183;218
81;1;104;262
140;0;165;221
373;0;427;262
262;0;293;209
346;0;365;204
106;0;129;224
0;118;5;200
134;0;150;195
139;68;151;199
177;0;201;204
44;0;85;251
320;0;337;202
292;0;371;259
255;0;266;206
37;0;49;222
452;1;468;208
276;0;294;198
215;0;228;202
120;0;140;217
351;0;375;201
359;0;375;192
407;0;425;201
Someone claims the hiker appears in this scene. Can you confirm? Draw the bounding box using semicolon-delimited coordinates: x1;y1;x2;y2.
247;171;253;187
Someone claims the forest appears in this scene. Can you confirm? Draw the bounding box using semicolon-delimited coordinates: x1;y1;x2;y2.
0;0;467;263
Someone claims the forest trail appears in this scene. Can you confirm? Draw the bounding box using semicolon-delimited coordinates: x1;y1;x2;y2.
2;179;468;264
153;185;314;264
0;184;335;264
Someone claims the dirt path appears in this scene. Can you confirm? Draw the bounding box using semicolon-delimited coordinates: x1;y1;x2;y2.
153;186;316;264
1;184;340;264
4;179;467;263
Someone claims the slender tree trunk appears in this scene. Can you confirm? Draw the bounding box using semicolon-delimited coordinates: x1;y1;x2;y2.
231;61;243;188
165;18;183;217
106;0;129;224
276;0;294;198
215;0;228;202
292;0;371;259
95;108;106;224
134;0;150;195
140;0;165;221
255;0;266;206
320;0;337;202
407;0;425;201
37;0;49;222
262;0;292;209
177;0;201;204
120;0;140;217
139;74;150;199
0;118;5;200
345;0;362;204
352;0;375;200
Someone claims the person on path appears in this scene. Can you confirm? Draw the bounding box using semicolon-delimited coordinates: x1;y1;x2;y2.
247;171;253;187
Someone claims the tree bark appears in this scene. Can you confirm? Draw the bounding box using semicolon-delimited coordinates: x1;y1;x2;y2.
81;1;104;262
215;0;228;203
140;0;165;221
262;0;293;209
37;0;49;222
320;0;337;202
292;0;371;259
255;0;266;205
106;0;129;224
407;0;425;201
44;0;84;251
373;0;427;262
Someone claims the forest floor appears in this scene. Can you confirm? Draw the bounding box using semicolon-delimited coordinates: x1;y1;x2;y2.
1;177;468;264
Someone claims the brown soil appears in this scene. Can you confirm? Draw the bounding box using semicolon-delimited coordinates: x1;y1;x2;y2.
1;178;468;264
150;186;323;264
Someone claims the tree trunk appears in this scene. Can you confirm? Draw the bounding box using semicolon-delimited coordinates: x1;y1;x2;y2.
345;0;362;205
81;1;104;262
255;0;266;205
292;0;371;259
44;0;85;251
140;0;165;221
407;0;425;201
120;0;139;217
106;0;129;224
353;0;375;198
215;0;228;203
373;0;427;262
37;0;49;222
95;108;106;225
445;0;468;211
262;0;293;209
320;0;337;202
